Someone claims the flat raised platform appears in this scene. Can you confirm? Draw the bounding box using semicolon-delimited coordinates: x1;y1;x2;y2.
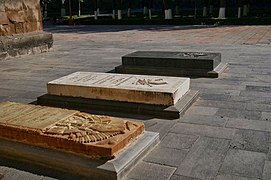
47;72;190;106
37;90;199;119
115;51;228;78
0;131;159;180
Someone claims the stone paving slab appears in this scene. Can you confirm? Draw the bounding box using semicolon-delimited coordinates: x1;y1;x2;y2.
170;123;236;139
126;162;176;180
175;137;230;180
229;129;270;153
219;149;266;179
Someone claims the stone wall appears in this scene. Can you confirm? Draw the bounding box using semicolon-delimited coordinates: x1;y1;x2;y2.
0;0;53;60
0;0;43;36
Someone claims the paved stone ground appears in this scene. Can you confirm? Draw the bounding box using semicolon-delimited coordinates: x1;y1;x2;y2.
0;25;271;180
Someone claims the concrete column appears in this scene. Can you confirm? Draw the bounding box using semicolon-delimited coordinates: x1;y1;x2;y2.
168;9;172;19
117;10;122;19
238;7;241;18
164;9;168;19
143;6;148;14
218;8;225;19
112;10;116;19
94;11;98;20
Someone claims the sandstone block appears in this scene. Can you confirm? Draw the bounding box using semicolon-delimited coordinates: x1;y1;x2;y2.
0;102;144;158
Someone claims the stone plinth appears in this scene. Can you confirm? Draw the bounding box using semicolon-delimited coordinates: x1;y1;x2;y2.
115;51;228;78
47;72;190;106
0;102;144;159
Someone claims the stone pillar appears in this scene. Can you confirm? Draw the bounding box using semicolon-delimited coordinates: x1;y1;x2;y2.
149;9;152;19
218;0;226;19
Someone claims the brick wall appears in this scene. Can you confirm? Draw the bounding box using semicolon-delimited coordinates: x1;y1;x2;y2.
0;0;43;36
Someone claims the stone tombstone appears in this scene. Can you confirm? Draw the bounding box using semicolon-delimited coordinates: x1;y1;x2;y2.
47;72;190;106
0;102;145;158
116;51;228;78
0;102;160;179
0;0;53;60
38;72;198;119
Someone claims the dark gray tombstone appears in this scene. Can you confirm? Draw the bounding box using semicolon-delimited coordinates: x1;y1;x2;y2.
115;51;228;78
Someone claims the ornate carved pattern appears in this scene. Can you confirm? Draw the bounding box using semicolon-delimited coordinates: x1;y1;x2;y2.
43;112;137;143
136;78;168;87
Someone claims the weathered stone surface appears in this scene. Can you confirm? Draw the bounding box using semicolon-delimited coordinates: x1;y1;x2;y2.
170;123;235;139
175;137;230;180
0;0;42;36
47;72;190;106
263;161;271;180
180;114;227;127
122;51;221;70
216;108;262;120
0;32;53;60
0;102;144;158
262;112;271;121
230;129;270;153
226;118;271;132
216;174;260;180
160;133;198;150
186;106;218;116
0;166;56;180
144;146;189;167
127;162;176;180
219;149;266;178
170;175;200;180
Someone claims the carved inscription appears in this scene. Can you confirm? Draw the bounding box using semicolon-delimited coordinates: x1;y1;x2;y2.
178;52;207;57
135;79;168;87
43;112;139;143
56;72;168;88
